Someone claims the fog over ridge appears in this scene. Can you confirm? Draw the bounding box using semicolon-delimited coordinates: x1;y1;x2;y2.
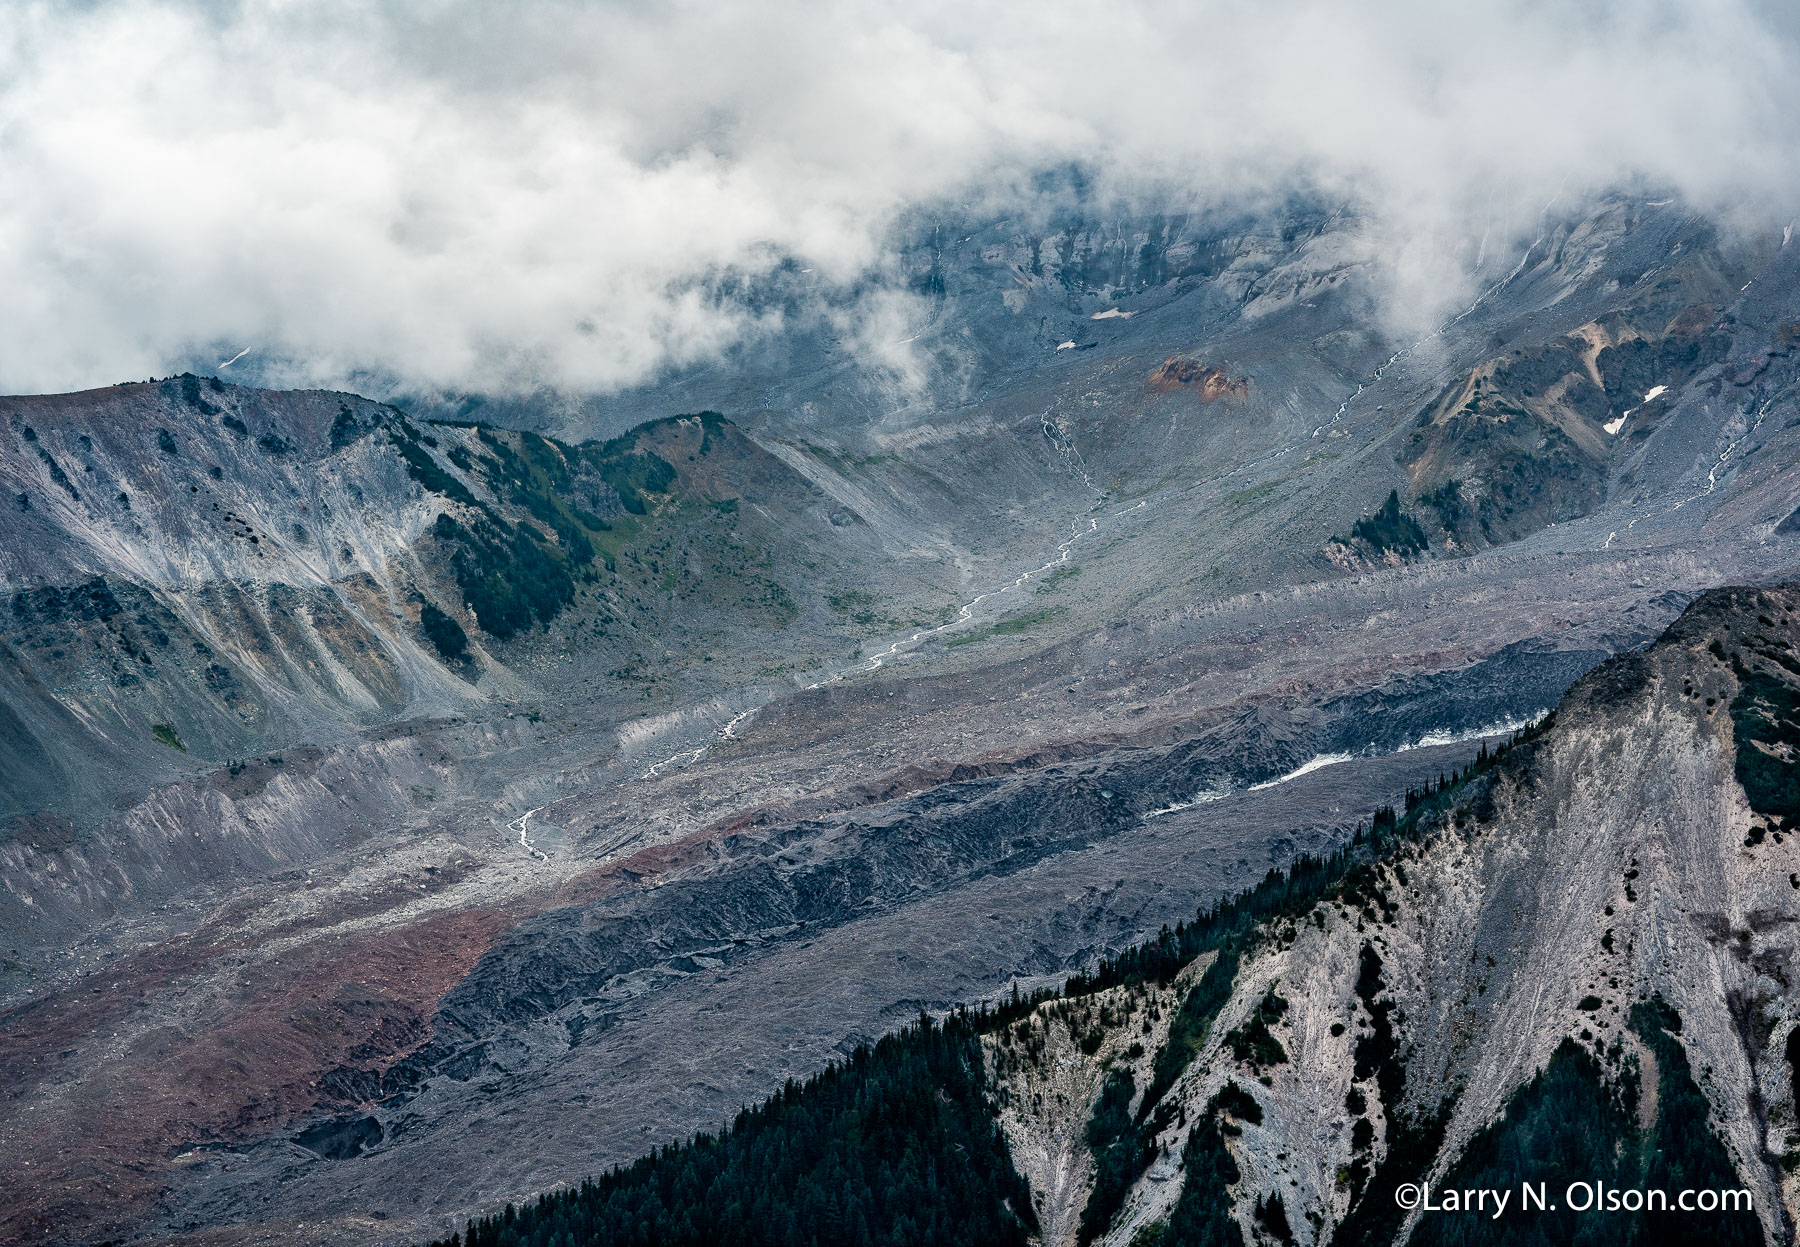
0;0;1795;398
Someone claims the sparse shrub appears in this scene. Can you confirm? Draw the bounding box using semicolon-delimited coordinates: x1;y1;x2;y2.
1225;986;1290;1069
330;407;362;451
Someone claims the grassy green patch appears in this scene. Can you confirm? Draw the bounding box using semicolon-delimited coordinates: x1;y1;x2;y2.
948;606;1066;647
1034;564;1083;594
1225;482;1280;508
994;606;1063;635
151;723;186;752
828;589;880;624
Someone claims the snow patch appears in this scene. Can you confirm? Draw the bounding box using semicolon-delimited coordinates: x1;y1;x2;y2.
1604;386;1669;435
1249;752;1353;791
1397;712;1544;752
1090;308;1131;320
1055;340;1076;350
1143;786;1233;819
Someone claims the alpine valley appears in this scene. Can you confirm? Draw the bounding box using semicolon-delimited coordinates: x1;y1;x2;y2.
8;193;1800;1247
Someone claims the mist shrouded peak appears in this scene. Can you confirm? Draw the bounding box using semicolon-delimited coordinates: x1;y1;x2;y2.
0;0;1794;397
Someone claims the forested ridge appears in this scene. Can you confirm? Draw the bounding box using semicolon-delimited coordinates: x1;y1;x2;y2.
427;1012;1035;1247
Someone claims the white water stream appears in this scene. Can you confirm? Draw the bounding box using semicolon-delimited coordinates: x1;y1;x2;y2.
614;225;1594;804
506;804;551;861
511;199;1765;850
1602;385;1790;550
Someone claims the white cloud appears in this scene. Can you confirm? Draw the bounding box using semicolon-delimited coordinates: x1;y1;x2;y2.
0;0;1793;397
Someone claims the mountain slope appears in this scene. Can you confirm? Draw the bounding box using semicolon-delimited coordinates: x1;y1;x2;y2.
1094;584;1800;1245
6;195;1800;1247
426;583;1800;1247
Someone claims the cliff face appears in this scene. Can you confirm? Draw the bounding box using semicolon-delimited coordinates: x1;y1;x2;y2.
1059;585;1800;1245
1;382;472;821
0;382;896;830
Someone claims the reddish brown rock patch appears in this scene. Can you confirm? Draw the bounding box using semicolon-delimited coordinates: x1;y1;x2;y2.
1147;356;1249;401
0;907;511;1245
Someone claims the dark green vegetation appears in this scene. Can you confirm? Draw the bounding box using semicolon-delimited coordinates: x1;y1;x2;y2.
419;602;468;662
389;418;478;506
1070;737;1543;1050
1331;941;1451;1246
1156;1084;1264;1247
578;416;687;515
1081;1069;1155;1245
19;427;79;501
1407;998;1759;1247
173;371;224;417
1083;728;1554;1244
1397;284;1737;553
1728;637;1800;829
1345;490;1428;559
1223;985;1289;1071
1253;1192;1295;1246
374;411;806;655
1144;951;1239;1121
428;1012;1035;1247
434;510;579;640
330;404;364;451
1071;731;1551;1246
1416;480;1466;534
403;419;608;640
381;415;666;640
150;723;185;752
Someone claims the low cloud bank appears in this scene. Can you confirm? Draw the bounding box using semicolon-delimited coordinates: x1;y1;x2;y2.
0;0;1794;397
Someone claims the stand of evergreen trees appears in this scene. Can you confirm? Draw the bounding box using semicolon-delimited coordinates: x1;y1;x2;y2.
428;1013;1035;1247
1346;490;1428;558
1405;998;1761;1247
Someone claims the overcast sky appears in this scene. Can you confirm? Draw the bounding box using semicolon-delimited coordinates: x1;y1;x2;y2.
0;0;1794;397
